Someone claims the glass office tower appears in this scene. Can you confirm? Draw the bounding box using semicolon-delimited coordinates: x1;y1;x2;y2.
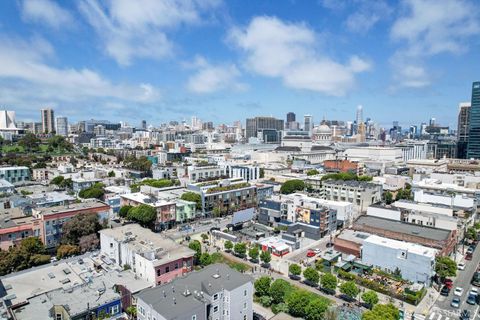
467;81;480;159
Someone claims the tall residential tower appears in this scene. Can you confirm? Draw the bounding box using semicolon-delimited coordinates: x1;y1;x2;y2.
40;108;55;133
467;82;480;159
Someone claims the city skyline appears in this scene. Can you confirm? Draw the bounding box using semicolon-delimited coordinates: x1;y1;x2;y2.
0;1;479;127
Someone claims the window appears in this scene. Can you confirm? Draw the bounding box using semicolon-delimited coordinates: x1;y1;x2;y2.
110;243;113;248
110;304;120;314
157;269;161;276
175;262;178;269
244;290;247;296
192;316;197;320
243;302;247;309
213;294;218;301
213;306;218;313
55;314;62;320
166;266;170;273
244;315;247;320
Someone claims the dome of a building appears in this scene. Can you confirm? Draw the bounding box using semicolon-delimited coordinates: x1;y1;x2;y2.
314;124;332;134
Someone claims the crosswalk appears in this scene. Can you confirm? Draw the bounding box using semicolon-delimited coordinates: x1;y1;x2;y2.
427;312;451;320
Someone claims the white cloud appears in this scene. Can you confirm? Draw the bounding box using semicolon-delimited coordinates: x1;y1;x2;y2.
228;16;371;96
187;56;245;94
390;0;479;88
345;1;392;34
391;0;479;57
20;0;74;29
0;35;160;104
79;0;222;66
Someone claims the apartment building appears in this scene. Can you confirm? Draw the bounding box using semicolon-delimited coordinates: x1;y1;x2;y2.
32;201;110;248
136;264;253;320
0;166;30;184
100;224;195;286
320;180;382;212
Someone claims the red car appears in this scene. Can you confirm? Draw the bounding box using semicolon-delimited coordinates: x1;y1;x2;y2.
444;278;453;289
466;253;473;261
306;250;316;258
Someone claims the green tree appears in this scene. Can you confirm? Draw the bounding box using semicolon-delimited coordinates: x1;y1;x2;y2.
188;240;202;262
361;290;379;308
201;233;209;242
212;207;222;217
119;205;133;218
50;175;65;186
20;237;45;255
47;135;72;152
57;244;80;259
127;204;157;227
286;290;311;318
18;132;40;152
108;170;115;177
234;242;247;257
303;267;320;285
305;298;330;320
260;250;271;265
180;192;202;211
61;213;102;245
339;281;360;300
384;191;393;204
362;303;399;320
224;240;233;252
280;179;305;194
248;246;260;261
289;263;302;277
78;186;105;199
60;178;73;189
320;273;337;292
435;256;457;278
306;169;320;176
254;276;271;297
269;279;293;304
466;227;477;240
199;253;212;266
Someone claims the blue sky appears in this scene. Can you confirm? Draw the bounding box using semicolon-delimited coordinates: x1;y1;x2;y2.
0;0;479;128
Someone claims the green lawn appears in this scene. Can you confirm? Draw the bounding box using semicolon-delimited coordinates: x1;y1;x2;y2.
1;144;65;154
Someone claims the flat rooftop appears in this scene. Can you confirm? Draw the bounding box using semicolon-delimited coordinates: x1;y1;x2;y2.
100;224;195;266
137;264;252;319
353;215;451;242
364;234;437;257
337;229;372;244
120;192;175;207
34;200;109;216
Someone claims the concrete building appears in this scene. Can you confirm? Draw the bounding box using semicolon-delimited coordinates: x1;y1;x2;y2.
100;224;195;286
457;102;471;159
40;108;55;133
55;116;68;136
352;215;456;256
320;180;382;212
32;200;110;248
0;166;30;184
136;263;253;320
343;147;403;162
362;235;437;285
245;116;284;142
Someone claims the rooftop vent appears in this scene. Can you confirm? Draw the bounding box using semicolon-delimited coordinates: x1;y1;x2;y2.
183;287;191;297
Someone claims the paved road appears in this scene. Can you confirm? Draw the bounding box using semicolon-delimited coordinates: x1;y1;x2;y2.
164;217;231;241
430;244;480;320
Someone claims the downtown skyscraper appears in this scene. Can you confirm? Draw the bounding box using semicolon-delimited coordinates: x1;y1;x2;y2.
466;81;480;159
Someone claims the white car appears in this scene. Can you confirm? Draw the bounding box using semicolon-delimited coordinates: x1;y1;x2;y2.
458;263;466;270
313;248;321;254
470;287;478;296
454;287;464;296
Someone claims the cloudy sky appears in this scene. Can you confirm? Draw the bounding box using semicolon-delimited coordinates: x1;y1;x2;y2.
0;0;479;128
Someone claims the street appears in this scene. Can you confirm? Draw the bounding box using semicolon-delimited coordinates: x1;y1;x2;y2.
430;244;480;320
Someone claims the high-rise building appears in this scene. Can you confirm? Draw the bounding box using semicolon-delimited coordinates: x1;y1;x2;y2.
40;108;55;133
245;116;284;141
467;81;480;159
0;110;17;130
55;117;68;136
457;102;471;159
287;112;296;123
356;105;363;126
304;114;312;134
429;117;436;127
141;120;147;129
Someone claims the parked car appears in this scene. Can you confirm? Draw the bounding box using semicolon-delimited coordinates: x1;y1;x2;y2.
458;262;466;270
306;250;316;258
454;287;464;296
467;246;474;254
444;278;454;289
467;294;477;305
451;298;461;308
460;309;471;320
466;253;473;261
440;286;450;296
470;287;478;296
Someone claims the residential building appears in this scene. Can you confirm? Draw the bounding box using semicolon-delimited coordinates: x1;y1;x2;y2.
55;116;68;136
187;178;257;215
362;235;437;285
71;177;101;192
0;179;14;194
136;264;253;320
0;208;38;250
467;81;480;159
40;108;55;133
0;166;30;184
100;224;195;286
320;180;382;212
224;163;261;182
120;192;176;230
457;102;471;159
32;200;110;248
